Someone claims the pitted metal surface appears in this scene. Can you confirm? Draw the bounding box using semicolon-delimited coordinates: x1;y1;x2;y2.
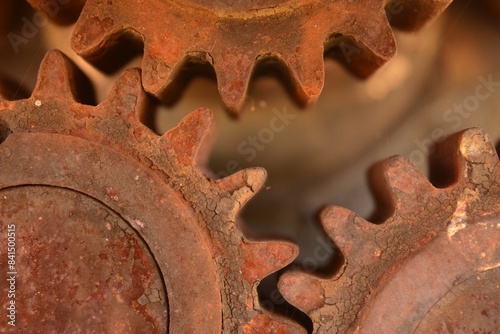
67;0;451;113
279;128;500;333
0;50;302;333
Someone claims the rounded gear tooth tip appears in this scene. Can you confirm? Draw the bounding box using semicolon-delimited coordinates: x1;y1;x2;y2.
240;240;298;284
319;206;366;239
458;127;499;164
242;167;267;192
346;9;396;60
285;49;325;105
71;1;119;54
214;167;267;207
215;60;255;113
141;52;176;96
279;270;326;315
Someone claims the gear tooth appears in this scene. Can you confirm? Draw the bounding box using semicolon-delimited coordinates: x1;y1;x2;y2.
71;0;120;59
214;167;267;208
141;43;181;98
359;10;397;61
279;271;325;314
32;49;79;101
101;68;147;118
457;127;499;169
430;128;499;188
240;240;298;285
337;10;396;77
286;45;325;107
320;206;369;249
214;55;255;114
161;108;215;167
370;156;433;210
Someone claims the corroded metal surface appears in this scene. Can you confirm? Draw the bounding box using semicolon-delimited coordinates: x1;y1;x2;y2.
0;50;303;333
0;187;168;333
27;0;86;25
69;0;452;113
279;128;500;333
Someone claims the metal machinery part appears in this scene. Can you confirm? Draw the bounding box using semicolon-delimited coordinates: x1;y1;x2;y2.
279;128;500;333
31;0;451;114
3;1;498;334
27;0;86;25
0;50;306;333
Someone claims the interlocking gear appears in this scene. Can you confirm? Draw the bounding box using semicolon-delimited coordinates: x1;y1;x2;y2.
65;0;451;114
279;128;500;333
0;50;305;333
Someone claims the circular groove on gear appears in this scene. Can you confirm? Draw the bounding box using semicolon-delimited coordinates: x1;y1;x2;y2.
0;185;168;333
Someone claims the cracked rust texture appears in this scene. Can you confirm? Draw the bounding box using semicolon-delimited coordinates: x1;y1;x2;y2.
0;50;303;333
65;0;452;113
279;128;500;333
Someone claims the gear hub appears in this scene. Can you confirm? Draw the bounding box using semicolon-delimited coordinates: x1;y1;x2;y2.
0;50;304;333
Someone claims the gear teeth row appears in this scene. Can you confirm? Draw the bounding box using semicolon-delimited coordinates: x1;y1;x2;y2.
0;49;305;333
279;127;500;333
27;0;451;114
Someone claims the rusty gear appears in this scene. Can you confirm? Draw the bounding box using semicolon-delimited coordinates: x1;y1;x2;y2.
279;128;500;333
0;50;305;333
66;0;451;114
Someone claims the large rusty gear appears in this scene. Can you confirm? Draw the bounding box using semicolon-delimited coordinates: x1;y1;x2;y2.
0;50;305;333
64;0;451;114
279;128;500;333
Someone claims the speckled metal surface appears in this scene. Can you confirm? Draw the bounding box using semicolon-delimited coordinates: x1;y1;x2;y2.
280;128;500;333
2;1;499;333
69;0;452;113
0;50;302;333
